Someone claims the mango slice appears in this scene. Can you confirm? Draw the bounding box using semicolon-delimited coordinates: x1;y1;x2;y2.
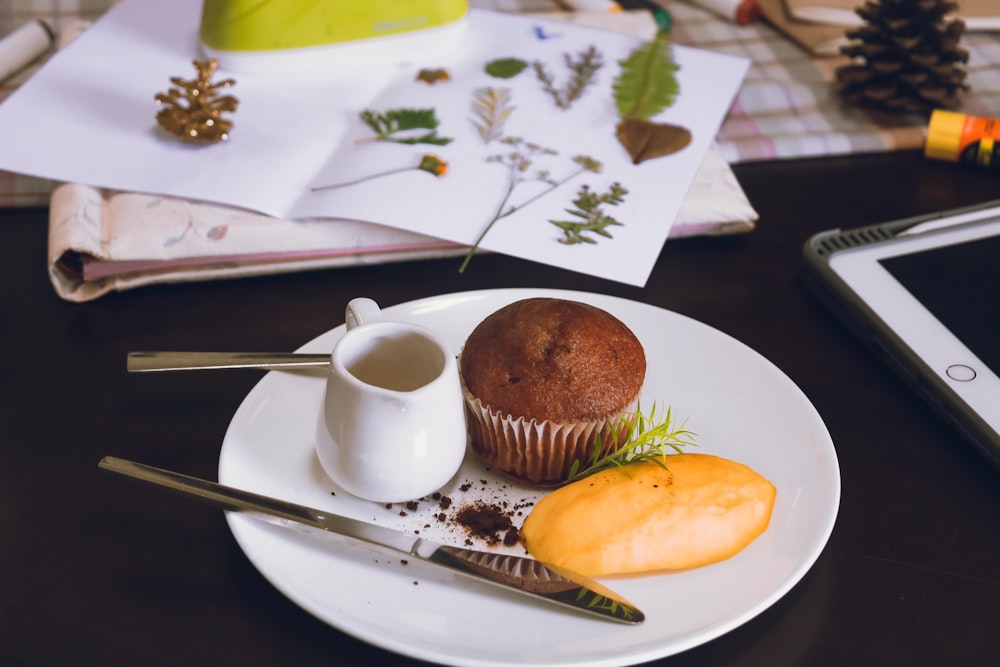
520;453;776;576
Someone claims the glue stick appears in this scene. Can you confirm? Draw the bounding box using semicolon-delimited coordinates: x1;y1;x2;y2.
924;109;1000;169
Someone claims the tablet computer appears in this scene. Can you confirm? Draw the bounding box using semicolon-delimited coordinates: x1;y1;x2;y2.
803;199;1000;470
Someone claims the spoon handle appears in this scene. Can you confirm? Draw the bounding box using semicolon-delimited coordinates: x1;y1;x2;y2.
127;351;330;372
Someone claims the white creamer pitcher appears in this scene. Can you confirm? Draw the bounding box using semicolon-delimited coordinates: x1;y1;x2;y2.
315;298;467;503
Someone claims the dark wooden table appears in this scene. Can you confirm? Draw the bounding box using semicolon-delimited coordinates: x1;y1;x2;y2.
2;151;997;666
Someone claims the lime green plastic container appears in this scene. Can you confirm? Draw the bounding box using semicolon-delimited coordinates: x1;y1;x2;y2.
200;0;469;73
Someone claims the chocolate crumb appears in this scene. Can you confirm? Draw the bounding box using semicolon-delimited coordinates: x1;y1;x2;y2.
439;496;452;510
454;502;514;545
406;501;419;511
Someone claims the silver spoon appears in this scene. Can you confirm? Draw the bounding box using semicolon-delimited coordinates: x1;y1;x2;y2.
127;351;329;372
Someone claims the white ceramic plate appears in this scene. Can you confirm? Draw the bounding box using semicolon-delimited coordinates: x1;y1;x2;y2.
218;288;840;667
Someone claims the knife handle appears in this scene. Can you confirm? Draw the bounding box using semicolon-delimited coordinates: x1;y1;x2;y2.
99;456;321;522
96;456;417;553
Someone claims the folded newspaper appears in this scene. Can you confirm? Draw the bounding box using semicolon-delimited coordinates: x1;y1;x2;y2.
48;142;757;301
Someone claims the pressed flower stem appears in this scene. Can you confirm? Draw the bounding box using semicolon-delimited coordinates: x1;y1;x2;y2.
504;167;585;216
459;167;517;273
311;167;412;192
458;166;586;273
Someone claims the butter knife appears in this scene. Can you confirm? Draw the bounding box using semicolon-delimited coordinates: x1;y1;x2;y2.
98;456;644;624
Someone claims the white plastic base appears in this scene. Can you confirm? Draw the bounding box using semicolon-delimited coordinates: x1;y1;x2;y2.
201;16;469;74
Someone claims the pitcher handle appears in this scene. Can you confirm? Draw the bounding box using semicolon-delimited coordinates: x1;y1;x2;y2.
345;298;382;330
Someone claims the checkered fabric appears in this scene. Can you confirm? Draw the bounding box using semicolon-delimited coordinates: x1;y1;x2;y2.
0;0;115;207
666;2;1000;163
2;0;999;206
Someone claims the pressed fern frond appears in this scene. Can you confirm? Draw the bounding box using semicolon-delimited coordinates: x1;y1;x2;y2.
471;87;514;144
612;30;680;122
533;45;604;110
359;108;453;145
549;182;627;245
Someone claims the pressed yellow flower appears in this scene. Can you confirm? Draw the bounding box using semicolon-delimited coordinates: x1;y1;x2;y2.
416;68;451;84
418;153;449;177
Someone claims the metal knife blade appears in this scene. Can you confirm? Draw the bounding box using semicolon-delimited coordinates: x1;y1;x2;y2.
98;456;644;624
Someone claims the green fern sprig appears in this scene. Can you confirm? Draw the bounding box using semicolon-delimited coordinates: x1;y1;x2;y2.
565;403;696;483
549;181;628;244
533;45;604;110
358;108;453;145
471;87;514;144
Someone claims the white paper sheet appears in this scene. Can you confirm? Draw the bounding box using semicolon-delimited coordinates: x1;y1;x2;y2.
0;0;748;285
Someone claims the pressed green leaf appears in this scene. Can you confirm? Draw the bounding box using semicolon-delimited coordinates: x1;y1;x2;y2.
485;57;529;79
612;31;680;122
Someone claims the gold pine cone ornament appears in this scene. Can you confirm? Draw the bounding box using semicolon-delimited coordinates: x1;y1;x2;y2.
155;59;238;144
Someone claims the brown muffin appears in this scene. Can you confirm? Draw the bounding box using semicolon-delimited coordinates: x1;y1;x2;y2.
459;298;646;485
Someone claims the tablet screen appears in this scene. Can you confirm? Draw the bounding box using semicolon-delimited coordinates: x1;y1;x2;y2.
880;235;1000;377
809;207;1000;468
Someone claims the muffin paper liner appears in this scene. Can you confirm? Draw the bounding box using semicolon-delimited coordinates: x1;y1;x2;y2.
463;388;633;486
